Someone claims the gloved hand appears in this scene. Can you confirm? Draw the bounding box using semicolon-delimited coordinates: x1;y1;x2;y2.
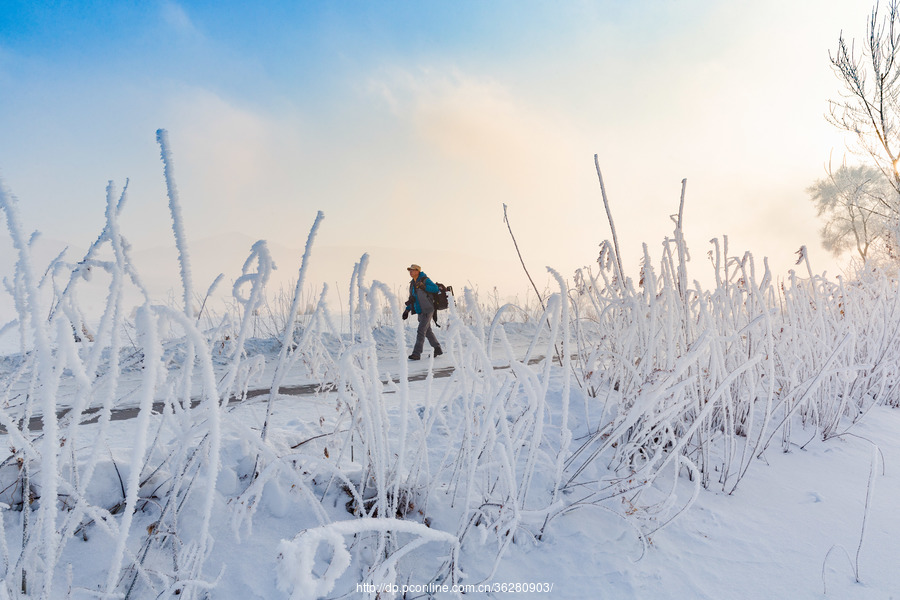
402;309;409;320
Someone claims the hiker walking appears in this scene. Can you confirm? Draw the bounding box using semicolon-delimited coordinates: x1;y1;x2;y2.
402;263;443;360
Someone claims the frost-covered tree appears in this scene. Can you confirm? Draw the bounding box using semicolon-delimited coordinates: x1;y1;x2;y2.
829;0;900;194
808;164;896;260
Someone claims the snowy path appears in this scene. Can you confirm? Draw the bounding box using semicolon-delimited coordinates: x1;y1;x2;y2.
4;354;553;433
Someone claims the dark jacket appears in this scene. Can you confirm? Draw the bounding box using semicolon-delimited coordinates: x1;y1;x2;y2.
407;271;440;314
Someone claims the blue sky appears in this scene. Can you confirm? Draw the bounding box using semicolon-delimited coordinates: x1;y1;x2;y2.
0;0;877;303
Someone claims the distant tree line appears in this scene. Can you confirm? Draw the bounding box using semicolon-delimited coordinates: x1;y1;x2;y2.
813;0;900;263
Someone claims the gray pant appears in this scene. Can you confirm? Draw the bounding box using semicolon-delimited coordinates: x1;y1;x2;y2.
412;310;440;355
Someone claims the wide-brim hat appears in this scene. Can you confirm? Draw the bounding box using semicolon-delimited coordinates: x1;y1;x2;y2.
407;264;421;271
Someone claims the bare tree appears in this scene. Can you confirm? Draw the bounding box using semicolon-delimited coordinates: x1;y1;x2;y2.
808;163;895;260
829;0;900;195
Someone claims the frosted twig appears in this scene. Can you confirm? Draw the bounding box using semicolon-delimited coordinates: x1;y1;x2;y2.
156;129;195;320
264;211;324;442
594;155;625;288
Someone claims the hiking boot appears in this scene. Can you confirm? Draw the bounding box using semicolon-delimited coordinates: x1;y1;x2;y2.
408;354;421;361
434;347;443;357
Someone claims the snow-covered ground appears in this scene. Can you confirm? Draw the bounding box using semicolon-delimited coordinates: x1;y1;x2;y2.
495;403;900;600
2;325;899;599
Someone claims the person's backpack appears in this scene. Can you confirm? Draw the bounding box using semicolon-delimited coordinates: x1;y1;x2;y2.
429;283;453;325
432;283;453;311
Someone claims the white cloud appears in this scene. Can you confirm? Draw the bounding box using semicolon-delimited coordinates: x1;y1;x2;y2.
368;67;586;193
160;1;198;37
